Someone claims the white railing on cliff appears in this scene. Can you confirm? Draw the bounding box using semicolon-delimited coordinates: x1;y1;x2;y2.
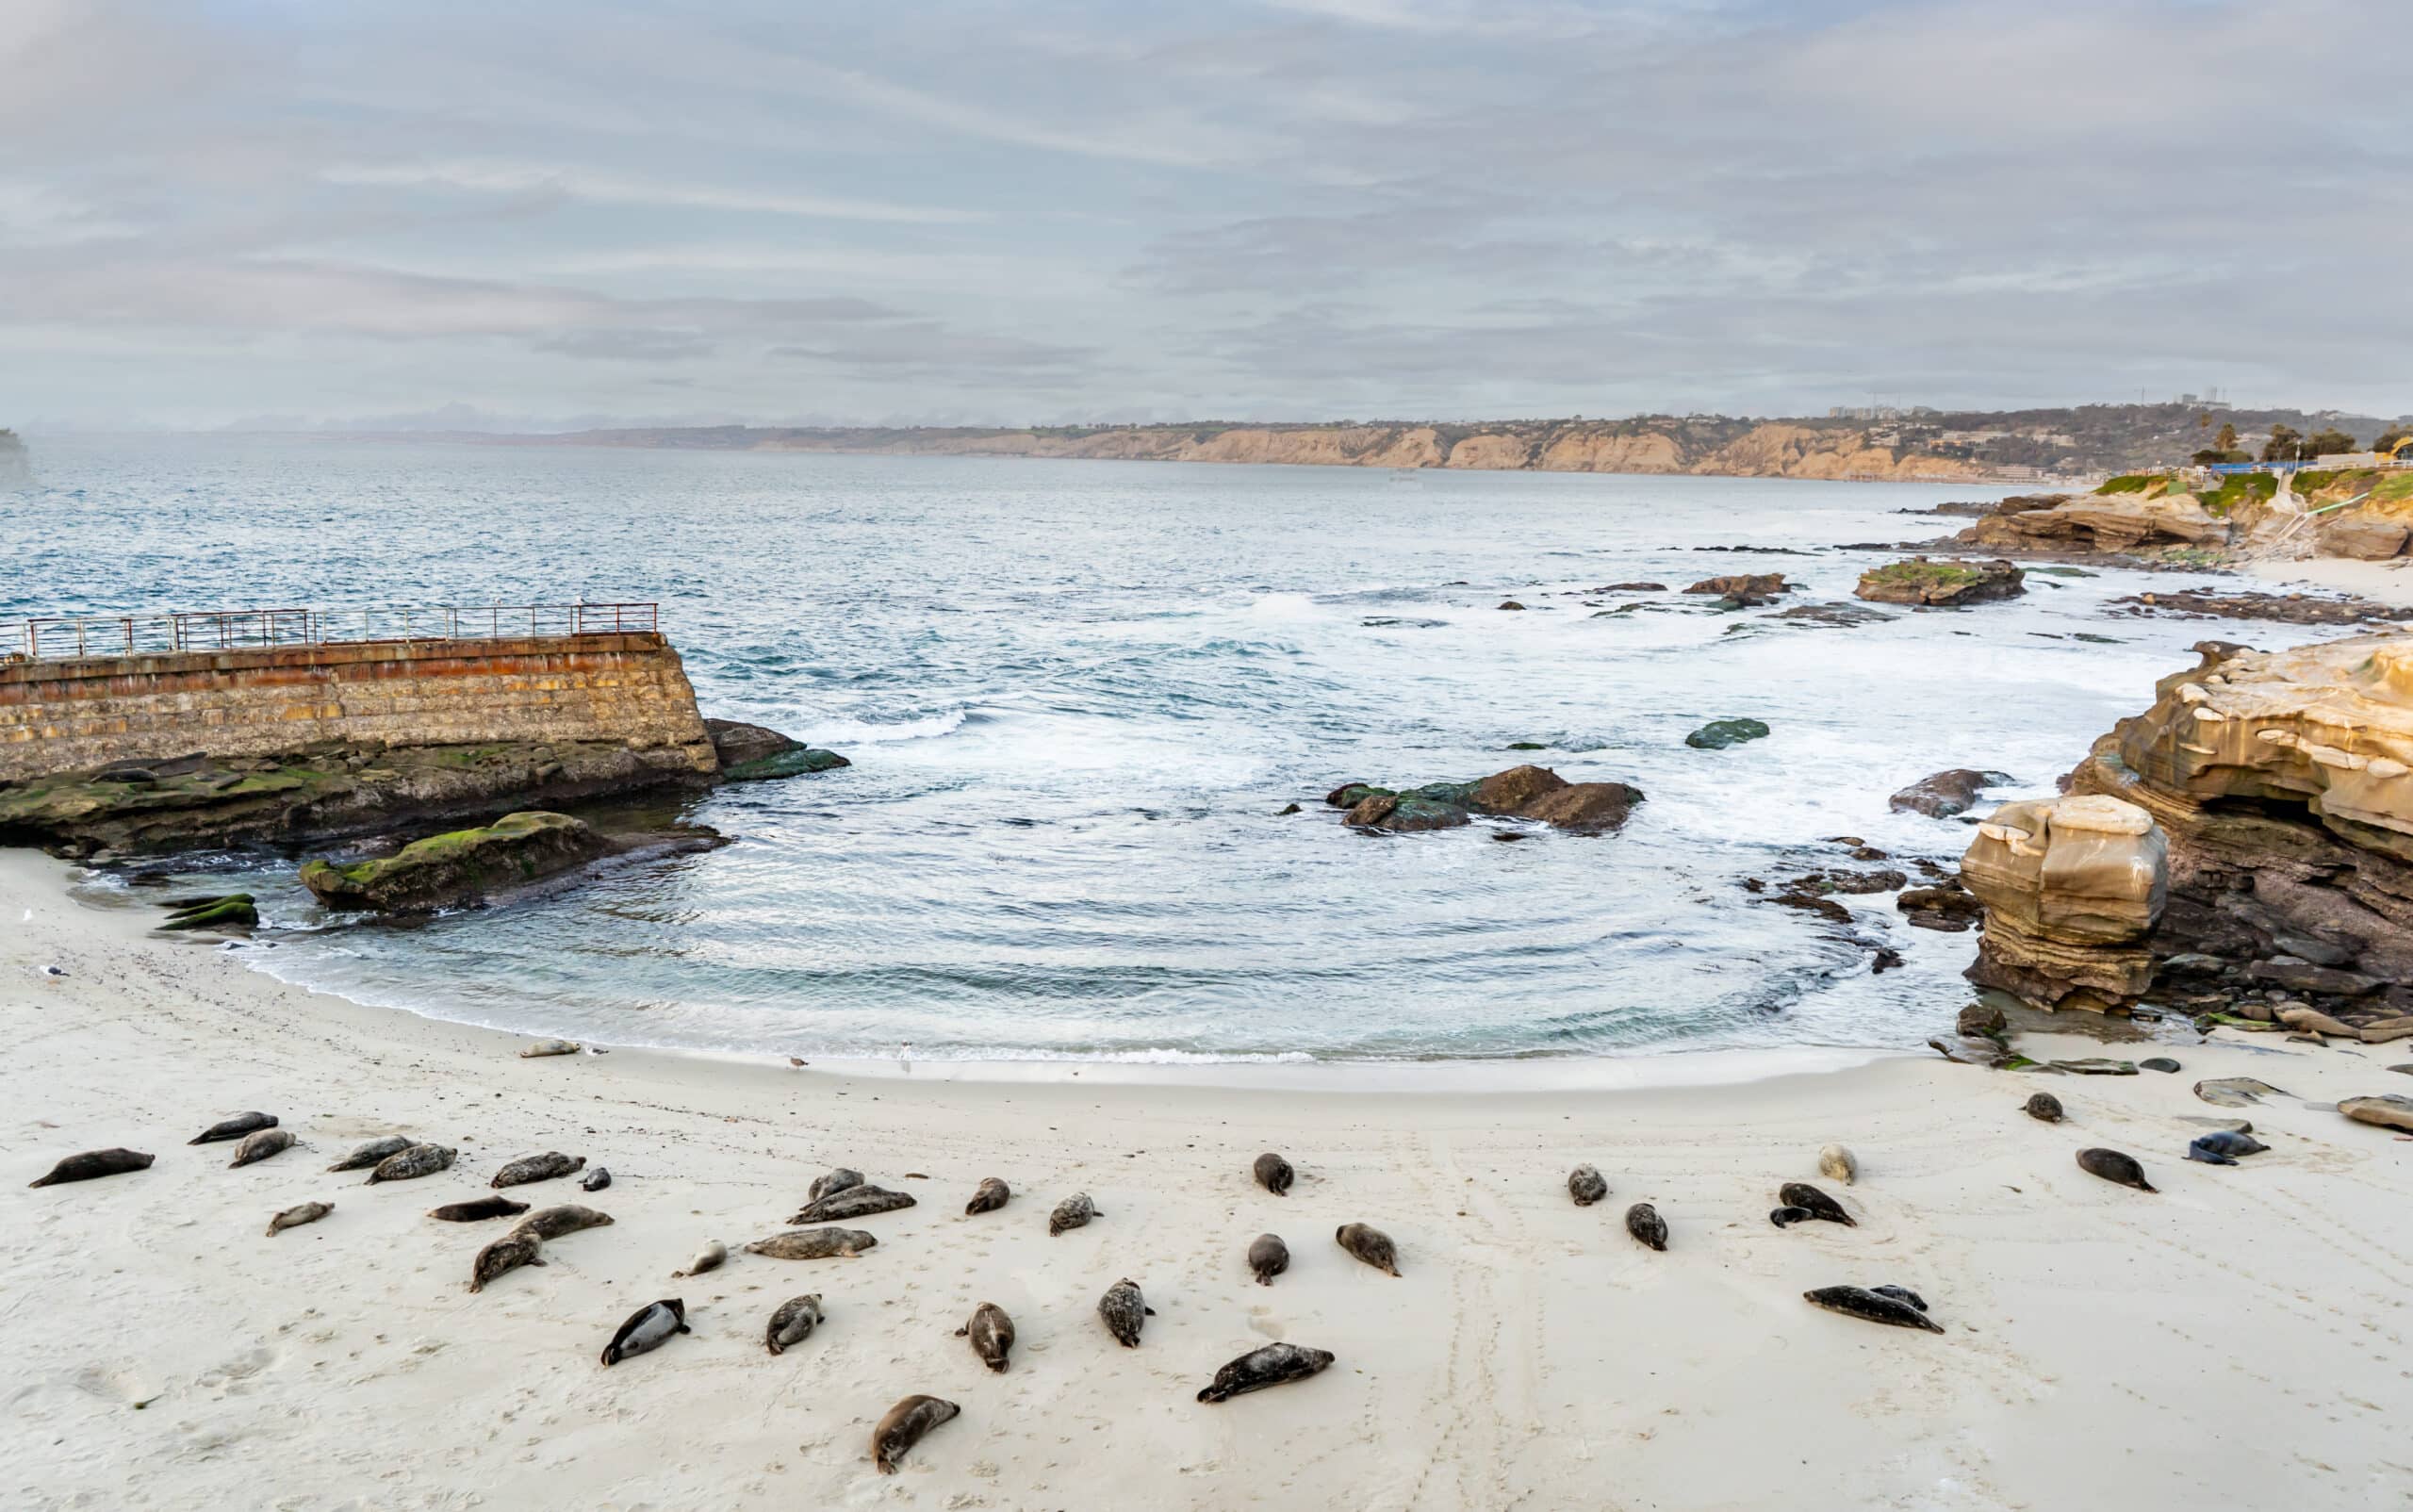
8;602;660;664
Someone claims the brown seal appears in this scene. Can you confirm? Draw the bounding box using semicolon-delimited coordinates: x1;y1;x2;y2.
1568;1164;1607;1207
1248;1232;1289;1285
957;1302;1015;1371
872;1394;960;1474
1777;1182;1855;1226
1196;1342;1336;1403
507;1205;616;1241
365;1143;455;1184
743;1227;877;1259
1253;1153;1294;1195
29;1148;154;1187
1804;1285;1944;1333
808;1167;864;1203
764;1293;824;1355
1097;1278;1153;1346
964;1176;1010;1215
2076;1147;2156;1192
788;1185;915;1224
1624;1201;1667;1251
427;1195;530;1222
1048;1192;1100;1236
327;1135;413;1172
1335;1223;1401;1276
266;1201;333;1236
489;1152;585;1189
228;1128;298;1168
2022;1092;2065;1124
468;1232;548;1293
189;1112;277;1145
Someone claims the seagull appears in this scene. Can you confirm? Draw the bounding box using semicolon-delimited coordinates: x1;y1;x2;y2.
897;1041;913;1076
41;964;66;978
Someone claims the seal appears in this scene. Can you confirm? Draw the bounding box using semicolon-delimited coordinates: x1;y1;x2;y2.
600;1298;688;1366
326;1135;413;1172
1868;1284;1926;1311
1254;1153;1294;1195
1769;1206;1814;1227
764;1292;824;1355
266;1201;333;1236
673;1240;728;1276
808;1167;864;1204
468;1232;548;1293
1097;1277;1154;1346
581;1167;612;1192
189;1112;277;1145
2076;1147;2156;1192
1777;1182;1855;1226
743;1227;877;1259
428;1195;530;1222
1049;1192;1100;1236
1335;1223;1401;1276
228;1128;298;1168
1624;1201;1667;1251
1568;1164;1608;1207
957;1301;1014;1372
1804;1285;1944;1333
2187;1130;2270;1165
2022;1092;2065;1124
964;1176;1010;1215
1818;1144;1858;1185
519;1039;581;1058
507;1205;616;1242
788;1185;915;1224
366;1143;456;1184
489;1151;585;1189
29;1148;154;1187
1196;1342;1336;1403
1248;1232;1289;1286
871;1393;959;1474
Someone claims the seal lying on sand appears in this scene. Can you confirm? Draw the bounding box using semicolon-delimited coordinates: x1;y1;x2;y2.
1049;1192;1100;1236
29;1148;155;1187
266;1201;332;1236
1625;1202;1668;1251
1818;1144;1858;1185
581;1167;612;1192
1804;1285;1945;1333
1777;1182;1855;1226
468;1233;547;1293
1248;1232;1289;1285
428;1195;529;1222
1196;1342;1336;1403
189;1112;277;1145
2076;1147;2156;1192
366;1143;455;1184
2187;1130;2269;1165
600;1298;688;1366
744;1227;877;1259
490;1152;584;1189
872;1394;959;1474
327;1135;413;1172
228;1128;297;1168
1769;1206;1815;1227
1098;1278;1154;1346
764;1293;824;1355
673;1240;728;1276
808;1167;864;1204
1568;1164;1608;1207
957;1302;1015;1372
1254;1153;1294;1195
788;1185;915;1224
1336;1223;1401;1276
2022;1093;2066;1124
964;1176;1010;1215
507;1205;615;1241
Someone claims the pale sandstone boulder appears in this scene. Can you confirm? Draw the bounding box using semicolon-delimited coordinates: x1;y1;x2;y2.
1962;794;2167;1011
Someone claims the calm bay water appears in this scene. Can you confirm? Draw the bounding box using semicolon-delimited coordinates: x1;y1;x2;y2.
1;436;2329;1061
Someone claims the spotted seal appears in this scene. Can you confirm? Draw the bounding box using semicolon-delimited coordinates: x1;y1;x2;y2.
743;1227;876;1259
1097;1277;1153;1346
1253;1153;1294;1195
788;1185;915;1224
1335;1223;1401;1276
2187;1130;2269;1165
808;1167;864;1204
468;1232;548;1292
1196;1342;1336;1403
1248;1232;1289;1286
1777;1182;1855;1226
189;1112;277;1145
489;1151;584;1189
228;1128;297;1168
2076;1147;2156;1192
957;1302;1015;1372
1625;1201;1668;1251
1048;1192;1100;1236
427;1194;529;1222
1568;1164;1608;1207
964;1176;1010;1215
1804;1284;1944;1333
600;1298;688;1366
266;1201;333;1236
764;1293;824;1355
327;1135;413;1172
365;1142;455;1184
507;1205;616;1242
29;1148;155;1187
871;1394;959;1474
581;1167;612;1192
673;1240;728;1276
2021;1092;2065;1124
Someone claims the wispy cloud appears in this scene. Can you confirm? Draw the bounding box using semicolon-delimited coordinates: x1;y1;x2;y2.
320;160;987;224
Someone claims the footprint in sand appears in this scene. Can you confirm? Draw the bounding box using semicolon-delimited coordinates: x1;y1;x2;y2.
1247;1305;1283;1339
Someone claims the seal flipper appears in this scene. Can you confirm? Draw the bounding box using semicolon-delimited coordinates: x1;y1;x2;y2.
1144;1306;1157;1316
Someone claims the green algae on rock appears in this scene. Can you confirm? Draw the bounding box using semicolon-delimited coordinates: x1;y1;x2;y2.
301;812;613;912
1854;557;2025;607
1686;718;1770;750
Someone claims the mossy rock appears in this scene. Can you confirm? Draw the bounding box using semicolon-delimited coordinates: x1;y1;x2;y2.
722;747;850;781
158;894;257;931
300;812;611;913
1685;717;1770;750
1855;557;2024;607
1324;782;1395;809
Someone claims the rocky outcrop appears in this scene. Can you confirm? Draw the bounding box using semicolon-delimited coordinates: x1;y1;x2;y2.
1683;573;1788;606
704;718;850;781
1331;764;1644;836
1686;718;1769;749
1961;794;2168;1011
301;812;615;912
1957;491;2227;553
2316;517;2409;561
2108;589;2413;625
1891;768;2011;818
1854;558;2024;607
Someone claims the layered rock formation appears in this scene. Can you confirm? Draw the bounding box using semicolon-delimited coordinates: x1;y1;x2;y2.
1854;558;2025;606
1957;491;2226;552
302;812;614;912
1960;795;2168;1011
1329;764;1644;835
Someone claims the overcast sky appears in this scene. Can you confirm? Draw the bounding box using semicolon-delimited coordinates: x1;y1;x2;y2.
4;0;2406;431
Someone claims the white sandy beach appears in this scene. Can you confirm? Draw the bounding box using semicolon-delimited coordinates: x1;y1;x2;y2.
6;847;2412;1511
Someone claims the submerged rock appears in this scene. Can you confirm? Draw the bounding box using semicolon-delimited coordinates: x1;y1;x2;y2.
300;812;615;912
1683;573;1789;606
1855;557;2025;607
1334;763;1644;837
1890;768;2011;819
1685;718;1770;750
705;718;850;781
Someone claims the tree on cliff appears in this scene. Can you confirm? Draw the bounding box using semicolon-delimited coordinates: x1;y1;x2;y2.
2215;422;2239;452
2260;424;2304;462
2377;425;2412;454
2304;427;2358;456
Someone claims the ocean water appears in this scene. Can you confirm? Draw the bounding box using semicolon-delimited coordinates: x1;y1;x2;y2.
0;435;2337;1061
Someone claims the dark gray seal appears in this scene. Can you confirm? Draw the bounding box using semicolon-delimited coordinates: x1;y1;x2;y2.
1777;1182;1855;1226
764;1293;824;1355
1568;1164;1608;1207
2022;1092;2066;1124
1869;1284;1927;1311
1248;1232;1289;1286
1098;1277;1153;1347
1049;1192;1100;1236
601;1298;688;1366
427;1194;530;1222
189;1112;277;1145
743;1227;877;1259
964;1176;1010;1215
581;1167;612;1192
1769;1206;1815;1227
1335;1223;1401;1276
2076;1147;2156;1192
788;1185;915;1224
29;1148;154;1187
266;1201;333;1236
871;1394;959;1474
490;1152;585;1189
365;1143;455;1184
327;1135;413;1172
507;1205;616;1241
1804;1285;1945;1333
1625;1202;1667;1251
1254;1153;1294;1195
958;1302;1015;1372
808;1167;864;1204
1196;1342;1336;1403
468;1232;547;1293
2187;1130;2270;1165
228;1128;297;1168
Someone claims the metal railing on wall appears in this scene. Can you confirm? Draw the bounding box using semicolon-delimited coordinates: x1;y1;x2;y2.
8;602;659;664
